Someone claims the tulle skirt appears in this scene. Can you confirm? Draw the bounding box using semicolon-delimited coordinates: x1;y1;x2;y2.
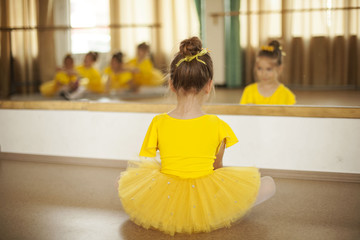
118;159;260;236
40;80;58;97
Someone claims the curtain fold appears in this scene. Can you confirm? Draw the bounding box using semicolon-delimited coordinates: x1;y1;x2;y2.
224;0;242;88
9;0;39;95
0;0;57;98
109;0;199;72
0;0;11;98
37;0;56;88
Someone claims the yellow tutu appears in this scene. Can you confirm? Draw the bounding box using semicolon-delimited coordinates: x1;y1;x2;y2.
118;158;260;236
40;80;58;97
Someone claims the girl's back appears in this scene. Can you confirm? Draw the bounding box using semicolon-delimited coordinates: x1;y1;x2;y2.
140;113;237;178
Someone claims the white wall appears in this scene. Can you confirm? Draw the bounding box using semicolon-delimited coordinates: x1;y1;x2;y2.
1;109;359;174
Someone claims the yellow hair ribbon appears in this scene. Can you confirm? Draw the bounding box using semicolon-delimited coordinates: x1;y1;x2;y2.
261;45;287;56
260;45;274;52
176;48;209;67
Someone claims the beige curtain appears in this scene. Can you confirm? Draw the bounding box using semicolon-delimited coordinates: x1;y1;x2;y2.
109;0;199;72
0;0;56;98
36;0;56;88
1;0;198;98
240;0;360;88
0;0;11;98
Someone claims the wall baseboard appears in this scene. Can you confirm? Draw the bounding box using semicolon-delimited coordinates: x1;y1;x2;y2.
1;152;359;183
0;152;128;169
259;168;360;183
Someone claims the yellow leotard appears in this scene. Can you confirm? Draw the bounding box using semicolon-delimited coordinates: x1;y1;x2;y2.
240;83;296;105
139;114;239;178
40;71;77;97
118;113;260;235
103;66;132;90
76;65;104;93
127;58;164;86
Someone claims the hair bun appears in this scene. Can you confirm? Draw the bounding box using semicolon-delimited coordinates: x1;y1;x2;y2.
258;40;283;65
269;40;281;51
179;37;202;56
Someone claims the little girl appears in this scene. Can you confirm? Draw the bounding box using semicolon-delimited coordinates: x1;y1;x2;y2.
63;51;104;100
118;37;276;236
240;40;296;105
40;54;79;97
103;52;134;93
76;51;104;94
126;42;164;89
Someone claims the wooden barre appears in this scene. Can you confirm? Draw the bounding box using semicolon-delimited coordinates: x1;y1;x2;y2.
211;6;360;18
1;101;360;119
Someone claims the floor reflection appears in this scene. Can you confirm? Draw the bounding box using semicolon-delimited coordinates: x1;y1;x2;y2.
9;86;360;106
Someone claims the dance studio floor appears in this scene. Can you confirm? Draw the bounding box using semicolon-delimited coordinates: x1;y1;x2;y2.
0;159;359;240
9;87;360;106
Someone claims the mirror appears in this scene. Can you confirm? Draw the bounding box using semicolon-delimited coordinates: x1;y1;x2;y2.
1;0;359;113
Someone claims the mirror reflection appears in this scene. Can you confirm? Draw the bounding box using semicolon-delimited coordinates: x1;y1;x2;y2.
1;0;359;107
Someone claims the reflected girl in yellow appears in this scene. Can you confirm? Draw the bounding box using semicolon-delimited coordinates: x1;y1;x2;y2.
103;52;134;93
240;40;296;105
127;43;164;90
76;51;104;93
40;54;80;97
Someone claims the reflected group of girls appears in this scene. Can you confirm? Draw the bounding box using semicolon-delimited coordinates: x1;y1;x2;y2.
40;43;164;100
41;40;296;105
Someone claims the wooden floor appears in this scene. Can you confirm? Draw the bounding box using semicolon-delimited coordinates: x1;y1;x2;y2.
1;159;359;240
9;87;360;107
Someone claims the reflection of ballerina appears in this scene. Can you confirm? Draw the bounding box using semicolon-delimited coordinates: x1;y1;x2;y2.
63;51;104;100
240;40;296;105
126;43;164;90
103;52;134;93
40;54;80;97
118;37;276;236
76;51;104;94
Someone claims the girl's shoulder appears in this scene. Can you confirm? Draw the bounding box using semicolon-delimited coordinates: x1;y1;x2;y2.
126;58;137;65
54;71;68;82
149;113;167;125
75;65;84;71
103;66;112;75
205;114;222;122
155;113;168;119
76;65;98;71
55;70;67;77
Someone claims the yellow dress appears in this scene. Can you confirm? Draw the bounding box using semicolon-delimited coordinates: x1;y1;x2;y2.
127;58;164;86
240;83;296;105
103;67;133;90
76;65;104;93
118;113;260;235
40;71;77;97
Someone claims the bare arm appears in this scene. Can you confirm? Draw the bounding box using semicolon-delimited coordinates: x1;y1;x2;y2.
214;139;226;170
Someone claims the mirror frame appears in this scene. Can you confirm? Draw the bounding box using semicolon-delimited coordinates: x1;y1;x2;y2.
1;101;359;119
